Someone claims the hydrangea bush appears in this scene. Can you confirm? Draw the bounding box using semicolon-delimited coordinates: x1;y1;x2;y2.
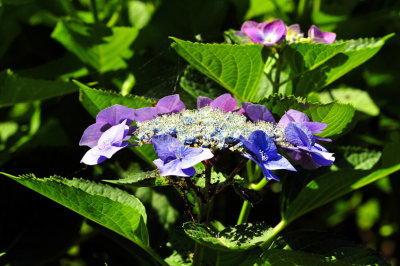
1;4;398;265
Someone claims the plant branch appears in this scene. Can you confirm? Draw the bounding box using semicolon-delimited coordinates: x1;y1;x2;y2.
237;200;252;225
259;219;287;250
215;158;248;195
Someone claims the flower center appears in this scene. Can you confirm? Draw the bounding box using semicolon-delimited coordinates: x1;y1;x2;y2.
259;150;269;161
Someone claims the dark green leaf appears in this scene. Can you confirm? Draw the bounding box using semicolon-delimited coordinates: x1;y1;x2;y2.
183;222;273;251
0;173;149;247
0;69;77;108
260;249;350;265
171;38;265;102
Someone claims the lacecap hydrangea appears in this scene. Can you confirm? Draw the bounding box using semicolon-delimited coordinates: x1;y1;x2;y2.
79;94;335;180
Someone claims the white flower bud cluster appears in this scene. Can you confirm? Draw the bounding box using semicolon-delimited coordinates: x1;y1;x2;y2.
135;107;287;151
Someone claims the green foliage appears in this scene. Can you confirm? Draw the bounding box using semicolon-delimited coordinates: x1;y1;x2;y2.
260;249;349;265
290;34;394;96
0;172;149;247
171;38;266;102
282;144;400;223
103;170;170;187
183;222;273;251
0;69;77;108
342;147;382;170
51;19;138;73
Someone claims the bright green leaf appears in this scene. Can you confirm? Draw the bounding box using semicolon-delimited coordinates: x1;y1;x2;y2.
51;19;138;73
342;147;382;170
183;222;273;251
318;87;380;116
308;102;355;137
0;173;149;246
103;170;169;187
357;199;380;230
0;69;77;108
171;38;266;102
282;144;400;224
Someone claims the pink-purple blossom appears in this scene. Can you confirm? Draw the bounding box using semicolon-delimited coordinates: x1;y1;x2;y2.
197;93;238;112
134;94;186;122
239;19;287;46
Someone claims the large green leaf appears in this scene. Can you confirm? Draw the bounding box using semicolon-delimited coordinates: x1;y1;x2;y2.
183;222;273;252
76;80;156;164
307;102;355;137
0;173;149;246
291;34;394;96
0;69;77;108
282;144;400;223
51;19;138;73
274;230;389;265
171;38;265;102
103;170;169;187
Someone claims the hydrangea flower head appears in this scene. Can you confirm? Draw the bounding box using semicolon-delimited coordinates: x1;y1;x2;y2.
81;120;129;165
197;93;237;112
79;104;135;148
239;130;296;181
240;19;287;46
284;122;335;169
152;135;214;177
308;25;336;44
134;94;185;122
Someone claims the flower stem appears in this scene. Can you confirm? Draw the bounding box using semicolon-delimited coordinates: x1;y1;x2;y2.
237;200;252;225
250;178;268;191
297;0;307;21
273;53;282;94
260;219;287;250
215;158;248;195
313;0;321;13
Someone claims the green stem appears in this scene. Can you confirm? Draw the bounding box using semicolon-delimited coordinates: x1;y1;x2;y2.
250;178;268;191
260;219;287;250
246;160;254;181
297;0;307;20
313;0;321;13
90;0;99;23
193;242;205;266
237;200;252;225
273;53;282;94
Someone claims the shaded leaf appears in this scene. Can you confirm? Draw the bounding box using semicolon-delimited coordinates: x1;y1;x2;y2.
260;249;350;265
0;173;149;247
183;222;273;251
171;38;265;102
103;169;169;187
342;147;382;170
282;144;400;223
0;69;77;108
51;19;138;73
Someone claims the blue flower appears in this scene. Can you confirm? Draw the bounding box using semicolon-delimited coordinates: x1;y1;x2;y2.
284;122;335;169
81;120;129;165
239;130;296;181
151;135;214;177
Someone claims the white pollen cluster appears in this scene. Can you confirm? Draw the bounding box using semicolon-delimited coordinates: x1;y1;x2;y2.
135;107;288;151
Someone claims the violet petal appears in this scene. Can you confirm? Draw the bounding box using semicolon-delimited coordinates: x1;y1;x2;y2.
156;94;186;114
134;107;158;122
197;96;213;109
308;25;336;44
151;135;182;162
246;104;275;123
261;19;287;45
210;93;237;112
79;123;106;148
96;104;135;125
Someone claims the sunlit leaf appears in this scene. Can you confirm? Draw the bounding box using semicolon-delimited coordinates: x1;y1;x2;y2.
103;170;169;187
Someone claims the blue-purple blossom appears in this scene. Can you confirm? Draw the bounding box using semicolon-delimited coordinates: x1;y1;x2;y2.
284;122;335;169
238;103;275;123
81;120;129;165
239;130;296;181
240;19;287;46
308;25;336;44
278;109;331;142
151;135;214;177
79;104;135;148
134;94;186;122
197;93;238;112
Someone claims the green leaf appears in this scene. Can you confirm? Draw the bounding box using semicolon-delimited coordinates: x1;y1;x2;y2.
317;87;380;116
103;170;169;187
216;249;263;266
260;249;350;265
76;80;154;117
284;42;348;74
0;69;77;108
282;144;400;224
308;102;355;137
274;230;389;265
258;93;311;117
183;222;273;251
171;38;265;102
342;147;382;170
0;173;149;246
292;34;394;96
51;19;138;73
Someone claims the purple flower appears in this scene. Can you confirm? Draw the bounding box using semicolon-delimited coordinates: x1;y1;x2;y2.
197;93;238;112
79;104;135;148
308;25;336;44
278;109;331;142
238;103;275;123
239;130;296;181
284;122;335;169
240;19;287;46
135;94;186;122
81;120;129;165
152;135;214;177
